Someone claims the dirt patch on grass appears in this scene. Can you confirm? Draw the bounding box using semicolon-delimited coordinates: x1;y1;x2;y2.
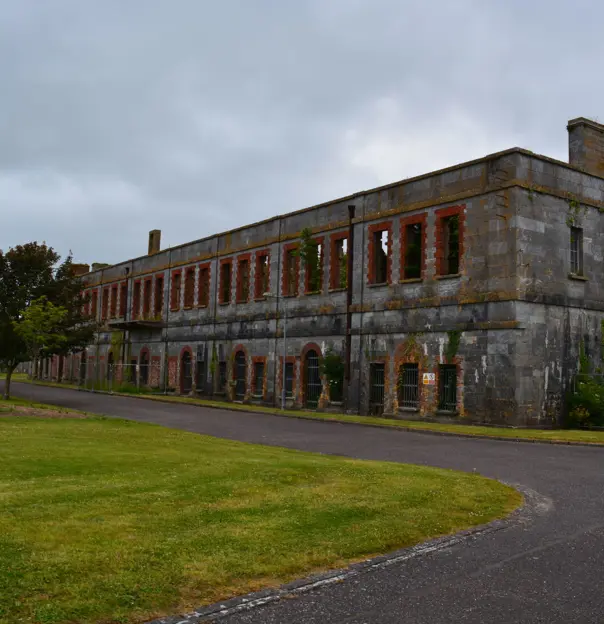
0;405;87;419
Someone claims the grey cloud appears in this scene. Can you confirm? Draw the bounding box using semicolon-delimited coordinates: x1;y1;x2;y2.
2;0;603;263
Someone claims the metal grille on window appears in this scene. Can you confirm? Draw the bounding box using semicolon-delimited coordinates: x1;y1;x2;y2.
304;350;322;408
438;365;457;411
234;351;246;400
369;363;385;415
218;361;227;392
140;352;149;386
254;362;264;397
570;227;583;275
285;362;294;397
196;347;205;393
398;363;419;409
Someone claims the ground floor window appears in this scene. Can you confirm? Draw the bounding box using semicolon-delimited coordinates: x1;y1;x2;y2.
218;361;227;392
369;363;385;415
196;357;206;393
284;362;294;397
438;364;457;412
398;363;419;409
253;361;265;397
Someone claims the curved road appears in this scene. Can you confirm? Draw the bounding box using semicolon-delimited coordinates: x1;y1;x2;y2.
6;382;604;623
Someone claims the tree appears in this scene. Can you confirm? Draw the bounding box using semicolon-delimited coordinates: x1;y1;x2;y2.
13;297;68;369
0;242;96;399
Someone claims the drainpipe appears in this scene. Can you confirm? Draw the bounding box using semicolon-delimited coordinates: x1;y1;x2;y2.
344;204;355;410
357;197;366;416
210;237;220;395
163;248;172;393
272;217;283;406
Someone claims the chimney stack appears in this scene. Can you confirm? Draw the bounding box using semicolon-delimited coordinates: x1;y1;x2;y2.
568;117;604;177
148;229;161;255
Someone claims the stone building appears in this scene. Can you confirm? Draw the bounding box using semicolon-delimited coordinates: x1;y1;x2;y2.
56;117;604;426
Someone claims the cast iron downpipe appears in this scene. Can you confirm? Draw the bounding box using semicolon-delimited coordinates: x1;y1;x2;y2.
344;204;355;410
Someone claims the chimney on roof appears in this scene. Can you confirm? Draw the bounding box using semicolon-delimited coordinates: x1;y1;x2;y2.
148;229;161;255
568;117;604;177
91;263;110;272
72;263;90;276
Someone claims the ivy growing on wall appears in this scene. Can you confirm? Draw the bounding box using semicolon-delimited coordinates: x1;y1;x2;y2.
445;330;462;363
296;228;321;292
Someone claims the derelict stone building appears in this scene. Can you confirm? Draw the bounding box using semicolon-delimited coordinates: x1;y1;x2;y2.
59;117;604;426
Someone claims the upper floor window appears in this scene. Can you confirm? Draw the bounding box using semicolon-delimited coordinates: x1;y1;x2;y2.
91;290;98;318
220;260;232;304
436;207;463;276
110;285;118;318
570;226;584;276
237;257;250;303
132;281;141;319
154;275;164;317
330;234;348;290
198;264;210;307
255;252;270;299
304;238;323;294
402;216;425;280
143;278;152;317
119;282;128;317
284;248;299;296
184;267;195;308
101;287;110;320
368;222;392;285
170;271;181;311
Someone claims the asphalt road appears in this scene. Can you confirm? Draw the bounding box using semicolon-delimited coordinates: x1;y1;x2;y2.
5;382;604;623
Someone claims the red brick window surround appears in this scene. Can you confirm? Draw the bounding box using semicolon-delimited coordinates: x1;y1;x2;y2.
304;236;324;294
400;213;427;280
236;254;251;303
367;221;393;285
110;284;118;318
132;280;141;319
101;287;110;320
282;243;299;297
154;274;164;317
435;205;465;276
219;258;233;304
91;290;98;318
183;267;195;309
255;250;270;299
330;232;349;290
198;263;210;307
119;282;128;317
143;278;152;317
170;270;182;311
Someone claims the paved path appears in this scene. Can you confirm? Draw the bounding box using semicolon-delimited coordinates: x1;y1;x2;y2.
5;382;604;623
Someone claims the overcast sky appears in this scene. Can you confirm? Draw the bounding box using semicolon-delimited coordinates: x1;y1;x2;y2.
1;0;601;265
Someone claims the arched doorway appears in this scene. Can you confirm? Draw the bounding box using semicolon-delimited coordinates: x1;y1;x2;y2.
304;349;322;408
140;350;149;386
234;351;246;400
181;350;192;394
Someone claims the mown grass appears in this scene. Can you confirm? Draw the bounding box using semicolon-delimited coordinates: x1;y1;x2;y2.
0;416;520;624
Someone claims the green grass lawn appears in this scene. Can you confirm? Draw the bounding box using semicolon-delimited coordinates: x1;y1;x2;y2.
0;414;520;624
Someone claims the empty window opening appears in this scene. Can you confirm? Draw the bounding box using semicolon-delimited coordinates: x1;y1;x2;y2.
198;267;210;307
441;215;460;275
398;363;419;409
334;237;348;289
285;249;298;296
237;258;250;302
143;279;152;317
132;282;141;319
256;254;270;298
91;291;98;318
570;227;584;275
305;242;323;293
171;272;182;310
220;262;232;303
373;230;389;284
404;223;423;279
101;288;109;320
154;275;164;317
184;268;195;308
438;365;457;412
110;285;118;318
119;282;128;317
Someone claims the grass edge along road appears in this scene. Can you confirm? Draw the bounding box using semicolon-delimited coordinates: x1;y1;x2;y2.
0;404;521;624
8;375;604;446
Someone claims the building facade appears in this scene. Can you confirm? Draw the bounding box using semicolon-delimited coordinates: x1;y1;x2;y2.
53;117;604;426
